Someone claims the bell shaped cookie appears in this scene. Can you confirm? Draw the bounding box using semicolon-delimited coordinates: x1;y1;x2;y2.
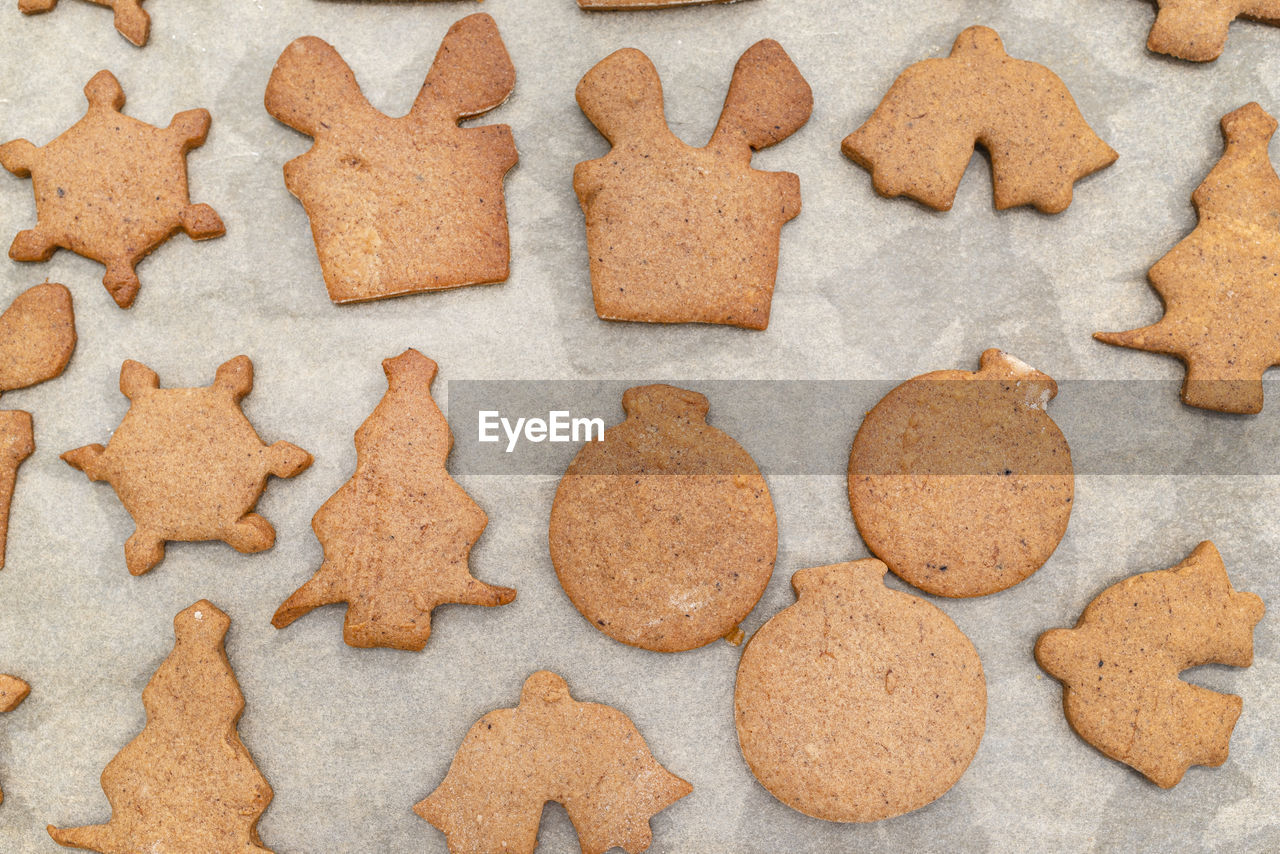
1036;542;1264;787
265;14;518;303
842;26;1116;213
62;356;312;575
1097;103;1280;414
18;0;150;47
416;671;691;854
1143;0;1280;61
849;349;1074;598
0;71;224;308
574;41;812;329
735;559;986;822
273;350;514;650
550;385;777;651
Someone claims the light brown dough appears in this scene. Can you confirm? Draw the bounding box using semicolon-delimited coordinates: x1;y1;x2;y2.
18;0;150;47
1144;0;1280;61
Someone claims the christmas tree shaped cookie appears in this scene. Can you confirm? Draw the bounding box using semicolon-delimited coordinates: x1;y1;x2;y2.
18;0;149;46
1097;103;1280;413
49;600;275;852
842;26;1116;213
1140;0;1280;61
62;356;312;575
272;349;515;651
416;671;691;854
1036;542;1265;787
0;282;76;569
574;40;812;329
0;673;30;805
265;14;517;303
0;70;224;308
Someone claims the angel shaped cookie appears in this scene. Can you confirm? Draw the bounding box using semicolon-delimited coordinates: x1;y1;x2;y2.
574;40;812;329
265;14;517;303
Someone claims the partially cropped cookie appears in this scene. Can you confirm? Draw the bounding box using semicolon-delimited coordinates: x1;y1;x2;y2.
849;349;1073;598
1142;0;1280;61
49;601;275;852
0;70;224;308
735;559;986;822
273;349;514;650
0;673;30;805
1097;103;1280;414
265;14;517;303
18;0;150;47
550;385;776;651
574;40;811;329
62;356;312;575
1036;542;1264;788
416;670;691;854
842;26;1116;213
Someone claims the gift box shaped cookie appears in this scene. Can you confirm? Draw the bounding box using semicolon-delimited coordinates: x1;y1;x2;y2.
265;14;517;303
574;40;812;330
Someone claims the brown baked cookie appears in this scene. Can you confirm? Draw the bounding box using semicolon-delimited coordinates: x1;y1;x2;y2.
735;559;986;822
273;349;515;650
0;673;30;805
265;14;517;303
1036;541;1265;788
416;670;691;854
1096;103;1280;414
842;26;1117;213
848;349;1073;598
49;600;275;852
62;356;312;576
0;282;76;569
574;40;811;329
18;0;149;47
1143;0;1280;61
0;70;224;308
549;385;777;652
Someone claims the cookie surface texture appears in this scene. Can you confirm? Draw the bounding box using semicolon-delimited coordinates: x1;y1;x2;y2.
841;26;1116;213
848;349;1073;598
0;282;75;568
265;14;517;303
1144;0;1280;61
17;0;150;46
0;673;30;805
1035;541;1265;788
272;349;514;650
549;384;777;651
48;600;275;853
415;670;692;854
61;355;313;576
735;559;986;822
574;40;812;329
1096;103;1280;414
0;70;224;308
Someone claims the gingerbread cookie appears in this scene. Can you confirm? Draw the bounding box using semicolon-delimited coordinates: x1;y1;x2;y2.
1036;541;1265;788
0;282;76;569
18;0;149;47
849;350;1073;598
0;673;30;805
273;349;515;650
1097;103;1280;414
416;670;691;854
549;385;776;652
735;559;986;822
49;601;275;852
574;40;811;329
265;14;517;303
0;71;223;309
62;356;312;576
842;26;1116;213
1142;0;1280;61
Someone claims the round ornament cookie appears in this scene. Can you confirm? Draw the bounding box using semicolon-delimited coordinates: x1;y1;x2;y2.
848;349;1073;598
549;384;776;652
735;559;986;822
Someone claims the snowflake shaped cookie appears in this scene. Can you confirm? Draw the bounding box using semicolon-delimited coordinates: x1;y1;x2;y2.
0;70;224;308
62;356;312;576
